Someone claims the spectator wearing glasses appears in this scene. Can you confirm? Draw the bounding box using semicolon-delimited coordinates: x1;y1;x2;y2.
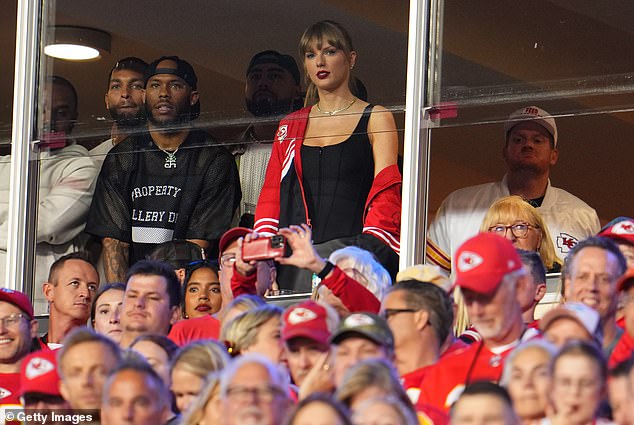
481;195;562;273
418;233;538;413
0;288;40;407
380;279;453;404
546;341;612;425
562;236;627;357
218;354;291;425
427;106;600;274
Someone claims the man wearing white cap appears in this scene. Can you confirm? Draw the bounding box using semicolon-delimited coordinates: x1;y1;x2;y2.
426;106;600;274
418;233;538;413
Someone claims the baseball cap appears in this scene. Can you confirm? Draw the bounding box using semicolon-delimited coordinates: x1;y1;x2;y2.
454;233;522;295
504;106;558;146
0;288;34;319
247;50;301;85
598;218;634;246
20;350;62;397
282;301;331;346
396;264;451;292
617;268;634;292
146;55;198;89
330;312;394;350
218;227;251;261
145;56;200;119
539;302;601;343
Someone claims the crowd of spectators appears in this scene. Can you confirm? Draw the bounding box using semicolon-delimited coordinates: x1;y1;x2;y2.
1;17;634;425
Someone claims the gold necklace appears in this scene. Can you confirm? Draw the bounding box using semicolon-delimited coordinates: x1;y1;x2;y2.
316;98;357;116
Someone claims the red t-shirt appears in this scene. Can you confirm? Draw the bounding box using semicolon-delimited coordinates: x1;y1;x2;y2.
609;329;634;369
168;315;221;346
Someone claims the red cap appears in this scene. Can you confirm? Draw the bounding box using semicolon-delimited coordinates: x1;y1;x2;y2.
454;233;522;295
218;227;251;262
0;288;34;319
598;219;634;246
20;350;61;397
617;268;634;293
281;301;331;346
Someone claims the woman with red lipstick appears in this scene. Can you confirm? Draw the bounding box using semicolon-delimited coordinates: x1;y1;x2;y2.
255;20;401;291
182;259;222;319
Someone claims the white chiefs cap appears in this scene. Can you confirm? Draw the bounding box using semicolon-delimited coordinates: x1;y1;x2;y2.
504;106;558;146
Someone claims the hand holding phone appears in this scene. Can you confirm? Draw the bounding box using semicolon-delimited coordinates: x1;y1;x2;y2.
242;235;286;262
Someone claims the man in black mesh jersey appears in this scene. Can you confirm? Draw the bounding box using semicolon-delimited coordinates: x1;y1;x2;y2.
87;56;241;283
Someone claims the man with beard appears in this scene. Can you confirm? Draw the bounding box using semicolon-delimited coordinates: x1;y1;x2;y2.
426;106;600;274
234;50;302;227
90;57;148;168
87;56;241;282
418;233;539;413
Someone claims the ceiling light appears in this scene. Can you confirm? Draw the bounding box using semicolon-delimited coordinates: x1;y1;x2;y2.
44;26;111;61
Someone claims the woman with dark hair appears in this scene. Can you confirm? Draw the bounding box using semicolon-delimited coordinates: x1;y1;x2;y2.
91;282;126;343
182;259;222;319
254;20;401;290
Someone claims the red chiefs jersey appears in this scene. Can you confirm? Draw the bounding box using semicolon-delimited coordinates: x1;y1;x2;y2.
418;328;540;413
0;373;21;405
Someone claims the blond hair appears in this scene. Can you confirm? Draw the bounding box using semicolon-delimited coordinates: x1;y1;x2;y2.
480;195;562;270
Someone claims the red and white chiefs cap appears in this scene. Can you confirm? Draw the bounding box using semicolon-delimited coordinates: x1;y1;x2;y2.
20;350;62;397
0;288;34;319
598;218;634;246
454;233;522;295
281;301;330;346
504;106;558;146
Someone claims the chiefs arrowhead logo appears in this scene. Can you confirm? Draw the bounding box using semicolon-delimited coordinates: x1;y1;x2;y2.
276;125;288;142
612;220;634;235
0;386;11;399
344;314;375;328
26;357;54;379
287;307;318;325
457;251;483;272
557;233;578;254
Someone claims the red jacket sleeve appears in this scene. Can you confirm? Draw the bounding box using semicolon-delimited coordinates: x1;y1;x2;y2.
362;164;402;254
322;266;381;313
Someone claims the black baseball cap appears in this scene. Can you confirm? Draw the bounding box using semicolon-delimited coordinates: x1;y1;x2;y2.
247;50;301;85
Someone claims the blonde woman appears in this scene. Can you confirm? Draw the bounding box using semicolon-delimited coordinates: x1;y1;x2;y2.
170;340;229;413
221;304;284;363
480;195;562;272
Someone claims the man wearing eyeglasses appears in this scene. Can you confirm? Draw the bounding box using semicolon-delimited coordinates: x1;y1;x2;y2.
418;233;538;414
380;279;453;404
0;288;40;407
426;106;600;274
219;354;290;425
